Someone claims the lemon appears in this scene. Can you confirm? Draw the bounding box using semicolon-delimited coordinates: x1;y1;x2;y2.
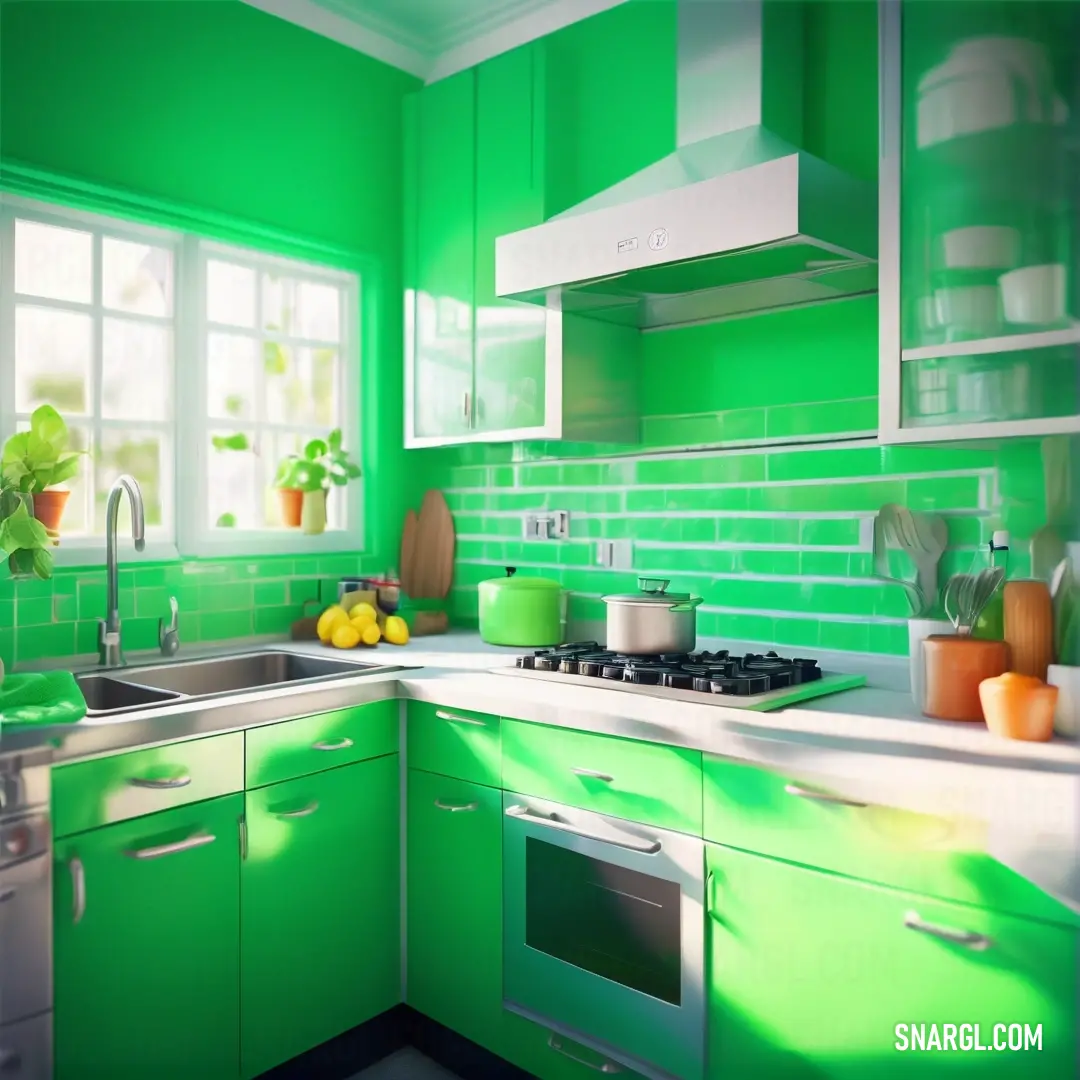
360;622;382;646
348;601;377;621
331;623;361;649
350;613;375;633
384;615;409;645
316;605;348;643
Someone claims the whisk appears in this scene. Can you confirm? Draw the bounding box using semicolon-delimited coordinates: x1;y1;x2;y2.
944;569;1005;636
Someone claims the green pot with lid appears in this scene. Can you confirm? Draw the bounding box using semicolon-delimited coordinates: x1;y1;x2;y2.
479;567;563;647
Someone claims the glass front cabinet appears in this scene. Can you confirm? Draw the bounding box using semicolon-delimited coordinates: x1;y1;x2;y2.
878;0;1080;442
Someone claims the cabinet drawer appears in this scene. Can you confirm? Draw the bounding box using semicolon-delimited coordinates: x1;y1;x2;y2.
703;754;1079;927
406;700;501;786
52;732;244;838
499;1010;647;1080
501;720;701;835
245;699;398;789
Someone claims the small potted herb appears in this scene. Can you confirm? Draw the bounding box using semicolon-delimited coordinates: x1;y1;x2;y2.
0;479;54;579
273;429;360;535
0;404;86;541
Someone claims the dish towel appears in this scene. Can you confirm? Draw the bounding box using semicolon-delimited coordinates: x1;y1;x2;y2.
0;670;87;727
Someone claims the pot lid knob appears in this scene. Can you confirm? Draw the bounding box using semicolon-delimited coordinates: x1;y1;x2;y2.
638;577;669;595
506;567;517;577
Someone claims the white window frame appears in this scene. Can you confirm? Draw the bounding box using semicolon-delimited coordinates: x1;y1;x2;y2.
0;193;364;564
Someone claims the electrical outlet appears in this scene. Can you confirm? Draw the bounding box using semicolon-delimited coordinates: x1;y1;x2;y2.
523;510;571;540
596;539;632;569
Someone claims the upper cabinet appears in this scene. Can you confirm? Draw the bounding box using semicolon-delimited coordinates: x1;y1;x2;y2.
879;0;1080;442
403;41;641;449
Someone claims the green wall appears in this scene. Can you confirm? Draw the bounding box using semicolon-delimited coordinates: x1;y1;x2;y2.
0;0;423;666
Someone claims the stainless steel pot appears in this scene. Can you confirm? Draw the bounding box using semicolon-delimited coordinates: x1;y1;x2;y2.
601;578;704;654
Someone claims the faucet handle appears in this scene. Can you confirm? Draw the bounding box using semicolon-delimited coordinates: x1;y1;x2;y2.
159;596;180;657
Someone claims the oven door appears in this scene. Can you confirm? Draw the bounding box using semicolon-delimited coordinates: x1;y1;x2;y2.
502;792;704;1080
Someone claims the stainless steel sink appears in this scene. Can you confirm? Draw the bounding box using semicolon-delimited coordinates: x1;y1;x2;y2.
76;673;183;716
114;650;399;698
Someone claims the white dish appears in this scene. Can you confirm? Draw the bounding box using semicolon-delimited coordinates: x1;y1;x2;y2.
1047;664;1079;737
941;226;1021;270
934;284;1002;338
999;263;1067;325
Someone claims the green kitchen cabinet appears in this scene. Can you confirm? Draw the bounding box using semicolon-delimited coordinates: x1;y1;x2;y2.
406;768;503;1052
241;753;400;1078
53;793;243;1080
706;842;1078;1078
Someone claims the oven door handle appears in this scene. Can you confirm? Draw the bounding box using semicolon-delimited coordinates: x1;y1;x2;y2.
505;804;661;854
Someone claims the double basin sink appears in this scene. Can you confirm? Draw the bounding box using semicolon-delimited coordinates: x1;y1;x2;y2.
76;651;406;717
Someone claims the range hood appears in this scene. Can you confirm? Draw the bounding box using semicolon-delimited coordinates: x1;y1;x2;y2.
495;0;877;330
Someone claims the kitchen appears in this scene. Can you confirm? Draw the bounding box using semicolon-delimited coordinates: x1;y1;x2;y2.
1;1;1078;1079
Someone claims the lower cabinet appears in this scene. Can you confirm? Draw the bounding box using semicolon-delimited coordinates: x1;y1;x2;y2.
53;793;243;1080
406;769;503;1051
706;842;1078;1079
241;754;400;1078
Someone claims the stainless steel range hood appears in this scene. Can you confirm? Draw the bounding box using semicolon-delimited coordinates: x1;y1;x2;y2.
495;0;877;330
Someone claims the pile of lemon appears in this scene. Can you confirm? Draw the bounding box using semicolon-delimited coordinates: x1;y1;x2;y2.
316;602;410;649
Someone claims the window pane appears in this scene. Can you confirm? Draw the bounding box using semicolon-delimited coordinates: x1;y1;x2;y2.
14;219;92;303
262;274;297;335
265;345;338;427
207;333;258;420
94;430;165;532
208;430;262;529
297;281;341;341
102;319;171;421
14;305;92;415
206;260;255;327
103;239;173;317
60;426;91;537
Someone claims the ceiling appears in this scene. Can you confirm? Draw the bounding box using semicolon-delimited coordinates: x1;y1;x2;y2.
243;0;626;82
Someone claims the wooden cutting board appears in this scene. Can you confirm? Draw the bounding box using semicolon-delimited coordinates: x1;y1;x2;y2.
408;490;455;599
399;509;419;597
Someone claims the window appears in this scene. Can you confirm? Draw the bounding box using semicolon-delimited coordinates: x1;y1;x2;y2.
0;195;361;559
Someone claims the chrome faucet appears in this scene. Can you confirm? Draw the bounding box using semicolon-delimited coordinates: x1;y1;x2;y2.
99;474;146;667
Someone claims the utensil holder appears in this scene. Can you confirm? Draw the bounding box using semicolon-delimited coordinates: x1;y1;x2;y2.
908;619;954;710
922;636;1008;722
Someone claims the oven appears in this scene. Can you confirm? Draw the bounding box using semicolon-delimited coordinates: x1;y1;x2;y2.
502;792;704;1080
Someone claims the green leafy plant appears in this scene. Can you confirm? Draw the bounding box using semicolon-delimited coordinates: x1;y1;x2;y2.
273;428;360;493
1;404;86;493
0;481;54;579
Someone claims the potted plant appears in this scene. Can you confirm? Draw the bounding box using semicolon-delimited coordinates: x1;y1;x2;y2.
0;478;54;579
272;429;360;535
0;404;85;541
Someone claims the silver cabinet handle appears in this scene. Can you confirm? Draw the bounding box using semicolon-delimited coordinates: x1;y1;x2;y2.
571;767;614;782
70;856;86;924
506;804;661;854
784;783;867;808
125;831;216;861
705;870;717;916
904;911;991;951
0;887;15;904
129;774;192;790
239;816;248;862
434;799;478;812
313;737;353;751
275;802;319;819
435;709;485;726
547;1034;622;1074
462;390;471;423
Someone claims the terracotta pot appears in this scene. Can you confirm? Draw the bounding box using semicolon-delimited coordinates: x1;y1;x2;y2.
33;489;70;540
922;635;1009;722
278;488;304;528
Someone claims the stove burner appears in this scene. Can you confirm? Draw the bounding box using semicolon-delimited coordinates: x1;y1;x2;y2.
516;642;824;699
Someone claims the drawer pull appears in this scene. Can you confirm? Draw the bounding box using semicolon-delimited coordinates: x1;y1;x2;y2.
275;802;319;819
125;831;216;861
0;887;15;904
129;774;192;790
571;767;614;782
506;804;661;855
547;1034;623;1074
70;856;86;924
784;783;867;808
434;799;478;813
239;816;248;862
904;911;991;951
435;709;486;727
313;737;354;751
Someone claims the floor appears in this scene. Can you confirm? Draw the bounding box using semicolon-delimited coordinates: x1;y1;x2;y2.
350;1047;464;1080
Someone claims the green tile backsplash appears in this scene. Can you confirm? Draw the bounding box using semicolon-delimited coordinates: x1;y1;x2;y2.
0;553;370;670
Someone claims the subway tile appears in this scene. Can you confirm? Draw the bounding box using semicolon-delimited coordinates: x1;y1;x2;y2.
133;566;168;588
14;576;52;600
75;620;99;656
906;476;984;512
749;480;906;513
254;581;288;606
772;616;821;650
867;622;908;655
78;581;107;620
197;610;253;641
765;397;877;439
767;446;884;482
123;617;160;653
288;579;322;606
51;573;79;597
818;620;871;653
136;587;173;619
799;519;862;546
317;555;362;576
0;599;13;630
52;593;78;623
800;551;853;577
254;605;296;635
196;583;253;612
16;597;53;626
16;622;74;663
0;626;14;668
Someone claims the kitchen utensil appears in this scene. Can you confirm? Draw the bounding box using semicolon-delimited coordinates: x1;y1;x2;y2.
872;512;926;615
1046;664;1080;737
601;577;704;655
289;599;324;641
478;567;563;648
1004;579;1055;680
880;505;947;612
400;509;419;596
908;618;953;710
945;569;1004;635
979;673;1058;741
410;490;455;600
922;636;1008;722
999;263;1067;325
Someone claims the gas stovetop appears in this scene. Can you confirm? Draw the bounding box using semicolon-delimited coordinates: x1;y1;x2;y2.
495;642;866;711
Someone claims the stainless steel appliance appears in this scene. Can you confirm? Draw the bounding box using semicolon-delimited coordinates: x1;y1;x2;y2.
0;752;53;1079
503;793;705;1080
601;578;703;655
498;642;866;711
